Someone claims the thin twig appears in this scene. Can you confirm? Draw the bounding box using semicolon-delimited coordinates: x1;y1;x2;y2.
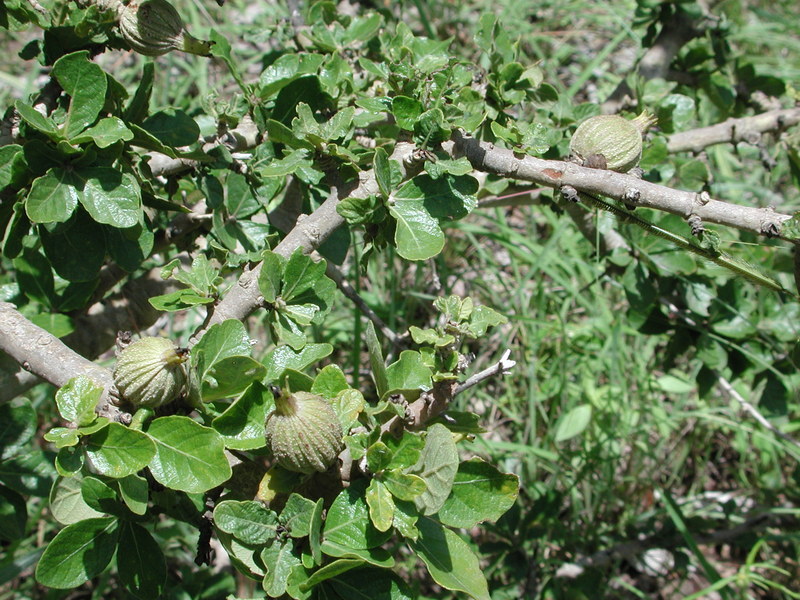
716;374;800;452
455;349;516;395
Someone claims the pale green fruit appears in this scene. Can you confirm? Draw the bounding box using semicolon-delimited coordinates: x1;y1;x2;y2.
265;391;343;474
118;0;213;57
113;337;188;408
569;112;657;172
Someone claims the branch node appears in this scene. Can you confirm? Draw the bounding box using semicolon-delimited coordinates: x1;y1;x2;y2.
687;214;704;236
560;185;580;203
760;207;781;238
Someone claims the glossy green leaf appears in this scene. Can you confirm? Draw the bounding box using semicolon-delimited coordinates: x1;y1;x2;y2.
0;398;37;460
214;500;279;545
40;209;105;282
35;517;119;589
382;470;426;501
70;117;133;148
365;478;395;532
282;249;327;303
411;424;458;515
437;458;519;529
75;167;141;228
310;364;349;398
26;168;79;223
328;567;413;600
53;51;107;139
322;479;392;551
146;416;232;493
384;350;432;399
117;522;166;600
118;474;148;516
262;343;333;384
55;375;102;426
81;475;125;515
410;517;490;600
392;96;423;130
141;109;200;147
14;100;60;139
84;422;156;479
388;196;443;261
200;355;267;402
212;381;271;450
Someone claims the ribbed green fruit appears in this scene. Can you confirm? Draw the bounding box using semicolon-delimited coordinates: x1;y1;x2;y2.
119;0;213;57
569;112;657;172
265;391;344;474
113;337;188;408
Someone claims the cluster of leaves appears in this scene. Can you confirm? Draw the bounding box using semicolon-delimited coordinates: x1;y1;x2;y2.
10;288;514;598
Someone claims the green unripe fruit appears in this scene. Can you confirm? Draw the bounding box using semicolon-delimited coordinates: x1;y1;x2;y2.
569;112;657;172
265;391;344;474
118;0;213;57
113;337;188;408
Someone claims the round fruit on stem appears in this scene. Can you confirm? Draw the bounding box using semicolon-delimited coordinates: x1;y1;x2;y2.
118;0;214;56
265;391;344;475
569;111;657;173
113;336;188;408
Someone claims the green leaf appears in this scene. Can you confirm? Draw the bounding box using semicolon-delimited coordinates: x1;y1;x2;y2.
366;441;393;474
118;474;148;516
328;567;413;599
410;517;490;600
192;319;256;399
44;427;80;448
554;404;592;442
411;424;458;515
0;484;27;541
49;476;104;525
75;167;141;228
280;493;317;538
14;101;60;139
26;168;79;223
40;209;105;282
392;96;423;130
263;343;333;383
55;376;102;426
310;364;349;398
365;479;395;532
35;517;119;589
332;389;365;433
84;422;157;478
0;398;37;460
261;538;301;597
385;351;433;399
322;480;392;551
437;458;518;528
212;381;272;450
389;196;443;261
52;51;107;139
373;147;392;198
81;475;125;515
0;447;56;497
282;249;327;304
214;500;279;545
141;109;200;147
117;522;166;600
70;117;133;148
300;558;364;592
123;62;154;124
146;416;232;493
13;247;55;307
365;322;389;399
148;289;215;311
382;470;426;502
467;305;508;337
200;355;267;402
